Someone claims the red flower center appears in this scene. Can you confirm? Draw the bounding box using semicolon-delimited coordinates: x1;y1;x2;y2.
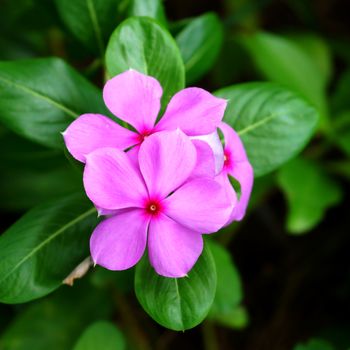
145;199;162;215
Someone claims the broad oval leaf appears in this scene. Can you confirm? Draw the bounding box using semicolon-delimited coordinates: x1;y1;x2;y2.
55;0;122;55
105;17;185;105
215;82;319;177
277;158;342;234
0;58;107;149
134;242;217;331
129;0;167;27
73;321;126;350
241;31;328;123
0;194;97;304
176;12;223;84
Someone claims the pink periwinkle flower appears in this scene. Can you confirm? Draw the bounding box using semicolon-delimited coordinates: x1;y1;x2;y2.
83;130;231;278
63;69;227;163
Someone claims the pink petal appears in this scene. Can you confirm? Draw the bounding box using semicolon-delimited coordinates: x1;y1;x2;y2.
148;213;203;277
163;178;232;233
84;147;148;210
191;131;224;174
90;209;149;270
63;114;138;162
155;88;227;136
138;130;196;199
219;122;254;222
103;70;162;134
188;140;216;181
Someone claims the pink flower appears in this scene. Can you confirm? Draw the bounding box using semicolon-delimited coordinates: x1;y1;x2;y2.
216;122;254;223
84;130;231;278
63;69;227;163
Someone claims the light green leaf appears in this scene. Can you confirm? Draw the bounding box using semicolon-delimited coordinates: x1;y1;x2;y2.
134;242;217;331
129;0;167;27
55;0;123;55
73;321;126;350
176;12;223;84
277;158;342;234
0;58;107;149
241;31;328;123
105;17;185;106
0;282;112;350
215;82;319;176
212;306;249;330
0;194;97;304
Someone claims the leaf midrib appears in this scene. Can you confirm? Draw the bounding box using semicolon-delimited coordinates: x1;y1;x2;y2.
86;0;104;57
174;278;185;330
0;75;79;119
0;207;96;285
237;113;277;136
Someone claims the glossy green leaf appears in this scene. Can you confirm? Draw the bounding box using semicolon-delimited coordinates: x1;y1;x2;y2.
208;241;243;315
0;194;97;304
294;338;335;350
277;158;342;234
0;131;82;211
0;282;112;350
176;12;223;84
215;82;319;176
73;321;126;350
106;17;185;105
55;0;122;54
129;0;167;27
0;58;107;149
241;32;328;121
134;242;217;331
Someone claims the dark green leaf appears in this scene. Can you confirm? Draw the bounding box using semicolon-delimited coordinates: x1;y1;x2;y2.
176;12;223;84
208;241;243;315
105;17;185;106
129;0;167;27
0;194;97;304
277;158;342;234
293;338;335;350
55;0;123;55
0;131;81;211
331;70;350;114
134;242;217;331
0;282;112;350
241;32;328;123
73;321;126;350
215;82;319;176
0;58;107;149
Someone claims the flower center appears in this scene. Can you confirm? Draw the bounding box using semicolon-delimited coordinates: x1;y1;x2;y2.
145;199;162;215
149;204;157;212
224;149;233;170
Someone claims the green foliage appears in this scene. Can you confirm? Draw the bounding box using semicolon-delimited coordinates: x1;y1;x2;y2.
73;321;126;350
106;17;185;106
294;338;335;350
0;283;112;350
134;242;216;331
241;31;328;124
176;12;224;84
129;0;167;27
0;194;97;304
0;58;107;149
216;82;319;177
55;0;123;55
277;158;342;234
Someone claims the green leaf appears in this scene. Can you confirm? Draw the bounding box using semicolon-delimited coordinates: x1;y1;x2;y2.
215;82;319;177
176;12;223;84
208;241;243;315
134;242;217;331
331;69;350;114
55;0;122;55
129;0;167;27
294;338;335;350
0;282;112;350
241;32;328;123
0;131;82;211
277;158;342;234
333;110;350;156
0;58;107;149
73;321;126;350
0;194;97;304
105;17;185;106
212;306;249;330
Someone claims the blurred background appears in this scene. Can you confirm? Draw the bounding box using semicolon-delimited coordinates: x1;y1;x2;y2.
0;0;349;349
